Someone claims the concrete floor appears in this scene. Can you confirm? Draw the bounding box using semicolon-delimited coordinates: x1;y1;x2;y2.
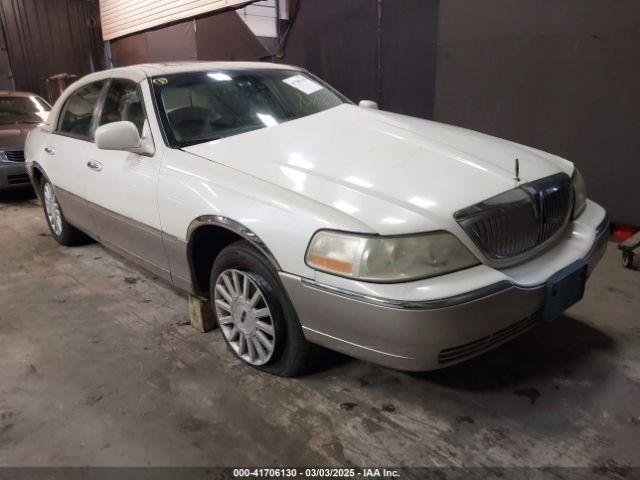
0;189;639;471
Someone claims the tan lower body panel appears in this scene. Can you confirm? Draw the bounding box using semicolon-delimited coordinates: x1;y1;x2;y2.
55;186;194;294
281;272;544;371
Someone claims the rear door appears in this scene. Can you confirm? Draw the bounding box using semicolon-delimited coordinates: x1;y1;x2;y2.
43;80;106;237
82;78;169;279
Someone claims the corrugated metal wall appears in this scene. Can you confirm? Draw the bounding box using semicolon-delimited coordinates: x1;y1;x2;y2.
0;15;14;90
99;0;252;40
0;0;103;98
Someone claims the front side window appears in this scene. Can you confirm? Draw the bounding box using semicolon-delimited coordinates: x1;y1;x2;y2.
58;81;104;139
0;95;50;125
151;69;349;148
99;79;146;135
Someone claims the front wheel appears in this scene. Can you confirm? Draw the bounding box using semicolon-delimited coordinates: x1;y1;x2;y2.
41;180;89;246
210;241;312;377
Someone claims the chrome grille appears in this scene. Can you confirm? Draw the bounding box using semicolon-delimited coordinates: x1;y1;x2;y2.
3;150;25;162
455;173;573;264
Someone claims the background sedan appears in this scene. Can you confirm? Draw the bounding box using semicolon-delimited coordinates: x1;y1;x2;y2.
0;91;50;192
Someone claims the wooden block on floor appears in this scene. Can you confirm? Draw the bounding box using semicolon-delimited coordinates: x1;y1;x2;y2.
188;295;217;332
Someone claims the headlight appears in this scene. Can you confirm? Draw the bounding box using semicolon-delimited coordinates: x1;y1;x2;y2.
0;151;7;162
572;168;587;218
305;230;479;282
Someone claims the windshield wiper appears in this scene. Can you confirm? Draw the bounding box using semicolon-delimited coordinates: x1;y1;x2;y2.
179;136;223;147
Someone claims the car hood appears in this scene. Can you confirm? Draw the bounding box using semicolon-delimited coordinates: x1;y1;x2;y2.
0;123;39;150
183;105;573;234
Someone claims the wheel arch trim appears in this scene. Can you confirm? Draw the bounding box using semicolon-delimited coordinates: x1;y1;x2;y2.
28;161;49;199
186;215;282;277
29;160;46;182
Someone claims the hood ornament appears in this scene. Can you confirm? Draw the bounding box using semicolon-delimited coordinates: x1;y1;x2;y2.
514;158;521;182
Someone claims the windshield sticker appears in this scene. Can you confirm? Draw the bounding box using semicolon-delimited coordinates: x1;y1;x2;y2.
282;75;323;95
153;77;168;85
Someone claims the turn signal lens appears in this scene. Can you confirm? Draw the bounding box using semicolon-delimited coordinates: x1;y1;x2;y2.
306;254;354;275
572;168;587;218
306;230;479;282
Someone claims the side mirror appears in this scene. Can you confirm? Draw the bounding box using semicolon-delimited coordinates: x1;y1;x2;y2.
95;121;153;155
359;100;379;110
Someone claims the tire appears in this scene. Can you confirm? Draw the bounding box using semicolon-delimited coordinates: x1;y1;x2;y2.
622;253;634;269
210;240;312;377
40;180;89;246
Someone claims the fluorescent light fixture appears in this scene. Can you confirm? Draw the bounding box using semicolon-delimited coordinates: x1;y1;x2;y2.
288;153;314;170
29;96;48;121
381;217;405;225
257;113;278;127
208;72;232;81
333;200;360;215
408;196;437;209
280;166;306;192
345;176;374;189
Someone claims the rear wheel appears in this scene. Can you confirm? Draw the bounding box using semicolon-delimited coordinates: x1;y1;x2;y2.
622;252;635;269
41;180;89;246
210;240;312;376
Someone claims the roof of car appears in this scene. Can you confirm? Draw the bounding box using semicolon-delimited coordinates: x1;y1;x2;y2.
80;61;303;83
42;62;306;131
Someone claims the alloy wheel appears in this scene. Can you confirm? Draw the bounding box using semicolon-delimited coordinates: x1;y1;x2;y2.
214;269;276;366
43;182;63;236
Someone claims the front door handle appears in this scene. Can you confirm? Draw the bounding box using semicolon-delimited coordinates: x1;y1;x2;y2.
44;146;55;155
86;160;103;172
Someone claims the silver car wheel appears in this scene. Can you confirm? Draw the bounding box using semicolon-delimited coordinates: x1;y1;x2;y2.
43;182;63;236
214;269;276;366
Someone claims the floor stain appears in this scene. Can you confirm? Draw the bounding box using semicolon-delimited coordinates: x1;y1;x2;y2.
81;394;104;406
514;387;541;404
177;415;208;433
457;416;475;424
340;402;358;411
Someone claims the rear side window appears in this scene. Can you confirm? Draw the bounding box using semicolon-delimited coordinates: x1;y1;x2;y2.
98;79;146;135
58;81;104;139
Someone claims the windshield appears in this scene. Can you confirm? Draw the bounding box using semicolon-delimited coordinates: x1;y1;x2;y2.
0;95;50;124
151;69;349;148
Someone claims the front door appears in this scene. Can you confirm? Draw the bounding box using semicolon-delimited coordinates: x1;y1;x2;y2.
82;78;169;280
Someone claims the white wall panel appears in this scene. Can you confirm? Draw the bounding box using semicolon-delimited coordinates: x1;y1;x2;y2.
237;0;287;38
100;0;253;40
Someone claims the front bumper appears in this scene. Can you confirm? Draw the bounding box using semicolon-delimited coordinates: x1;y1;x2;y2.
281;203;609;371
0;162;31;191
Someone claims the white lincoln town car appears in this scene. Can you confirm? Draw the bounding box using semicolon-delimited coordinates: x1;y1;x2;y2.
25;62;608;376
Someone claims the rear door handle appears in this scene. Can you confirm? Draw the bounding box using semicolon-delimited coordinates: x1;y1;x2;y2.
44;146;55;155
86;160;103;172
